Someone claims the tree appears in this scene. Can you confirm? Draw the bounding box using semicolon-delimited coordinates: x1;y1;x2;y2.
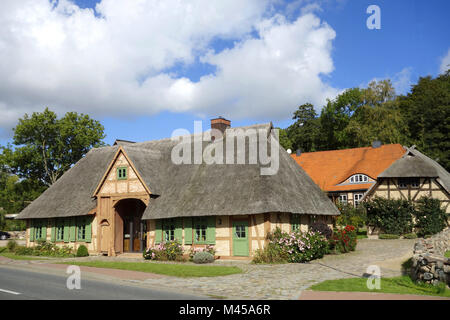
4;108;106;186
286;103;321;152
319;88;365;149
398;73;450;171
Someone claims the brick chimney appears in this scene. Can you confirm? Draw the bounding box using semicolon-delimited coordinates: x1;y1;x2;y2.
210;117;231;140
211;116;231;132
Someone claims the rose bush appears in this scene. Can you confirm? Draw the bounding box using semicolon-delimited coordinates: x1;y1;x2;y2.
253;228;329;263
329;225;357;253
143;240;184;261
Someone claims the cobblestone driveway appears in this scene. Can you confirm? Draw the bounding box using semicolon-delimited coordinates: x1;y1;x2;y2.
140;239;416;300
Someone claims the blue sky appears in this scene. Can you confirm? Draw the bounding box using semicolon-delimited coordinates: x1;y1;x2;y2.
0;0;449;146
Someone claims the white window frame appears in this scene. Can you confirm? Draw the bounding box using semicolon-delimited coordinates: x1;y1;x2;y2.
339;194;348;204
349;174;369;184
354;193;363;207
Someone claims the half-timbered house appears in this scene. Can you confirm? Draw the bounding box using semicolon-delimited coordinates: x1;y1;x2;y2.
16;118;340;258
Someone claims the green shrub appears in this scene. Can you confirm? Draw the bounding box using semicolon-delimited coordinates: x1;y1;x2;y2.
252;228;329;264
189;245;216;261
379;234;400;239
252;242;288;264
14;242;74;257
14;246;35;255
329;225;358;253
336;204;367;229
364;197;414;235
76;245;89;257
193;251;214;264
403;233;418;239
413;196;448;237
6;240;17;252
143;240;184;261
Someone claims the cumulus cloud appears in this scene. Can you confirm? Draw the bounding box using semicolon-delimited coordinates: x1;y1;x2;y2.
440;48;450;74
0;0;339;133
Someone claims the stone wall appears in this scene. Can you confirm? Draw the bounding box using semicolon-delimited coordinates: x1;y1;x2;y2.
411;228;450;286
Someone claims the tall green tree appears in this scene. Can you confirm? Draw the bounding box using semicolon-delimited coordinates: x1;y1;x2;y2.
343;80;409;148
319;87;365;149
398;72;450;171
286;103;321;152
4;108;106;186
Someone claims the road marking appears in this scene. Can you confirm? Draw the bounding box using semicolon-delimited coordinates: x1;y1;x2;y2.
0;288;21;295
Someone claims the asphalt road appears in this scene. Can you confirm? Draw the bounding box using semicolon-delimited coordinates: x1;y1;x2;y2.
0;266;207;300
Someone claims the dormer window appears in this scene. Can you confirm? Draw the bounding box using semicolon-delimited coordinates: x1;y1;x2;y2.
349;174;369;184
117;167;128;180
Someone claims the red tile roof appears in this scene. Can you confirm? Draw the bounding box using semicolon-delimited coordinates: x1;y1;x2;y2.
291;144;406;192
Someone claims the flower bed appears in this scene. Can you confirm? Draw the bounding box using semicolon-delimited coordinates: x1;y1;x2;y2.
253;228;329;263
143;240;184;261
189;245;216;261
329;225;357;253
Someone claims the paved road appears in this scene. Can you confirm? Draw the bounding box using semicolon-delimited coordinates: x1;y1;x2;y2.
0;266;206;300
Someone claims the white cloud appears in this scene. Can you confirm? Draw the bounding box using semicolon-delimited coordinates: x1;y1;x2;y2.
392;67;413;95
0;0;339;133
440;48;450;74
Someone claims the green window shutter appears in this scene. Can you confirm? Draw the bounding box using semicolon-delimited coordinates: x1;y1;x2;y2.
85;216;92;243
41;221;47;241
51;219;56;242
69;218;76;242
174;218;182;242
206;216;216;245
155;219;162;244
63;219;70;243
184;217;193;245
29;220;35;242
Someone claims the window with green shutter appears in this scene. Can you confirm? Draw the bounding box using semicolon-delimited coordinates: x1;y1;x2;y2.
194;217;207;244
117;167;128;180
33;220;47;241
291;214;301;232
76;216;92;242
162;219;175;241
56;219;65;241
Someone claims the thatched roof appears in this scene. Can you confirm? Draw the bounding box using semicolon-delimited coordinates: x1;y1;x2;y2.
17;123;340;220
17;146;119;219
378;146;450;193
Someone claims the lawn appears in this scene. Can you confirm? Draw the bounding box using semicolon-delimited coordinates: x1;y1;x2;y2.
59;261;243;278
445;251;450;258
309;276;450;298
0;251;48;261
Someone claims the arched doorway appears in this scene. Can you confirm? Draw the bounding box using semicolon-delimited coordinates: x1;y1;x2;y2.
114;199;147;253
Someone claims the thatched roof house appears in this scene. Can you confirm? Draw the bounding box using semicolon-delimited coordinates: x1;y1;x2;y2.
18;118;339;257
364;145;450;213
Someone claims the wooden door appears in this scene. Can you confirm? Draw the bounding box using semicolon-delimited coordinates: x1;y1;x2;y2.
232;220;249;256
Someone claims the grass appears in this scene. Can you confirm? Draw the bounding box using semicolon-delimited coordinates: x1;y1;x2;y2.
309;276;450;298
445;251;450;258
0;251;48;261
59;260;243;278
